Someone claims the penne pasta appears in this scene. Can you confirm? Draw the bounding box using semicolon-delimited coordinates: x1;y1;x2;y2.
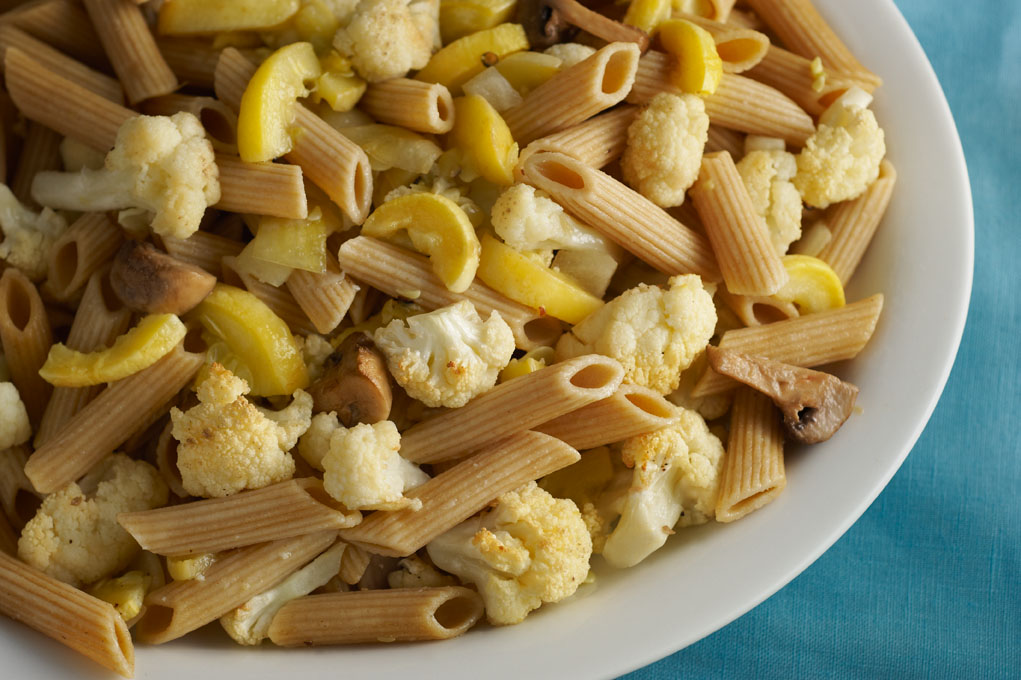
517;105;637;171
119;478;361;556
44;212;123;302
220;256;319;336
705;124;745;157
674;12;769;73
689;151;788;296
746;44;854;116
0;552;133;677
628;51;815;146
338;543;372;585
134;531;337;644
11;120;61;206
35;268;132;447
24;341;205;494
503;42;640;145
519;151;721;281
142;94;238;153
81;0;178;104
399;354;624;464
691;293;884;397
213;154;309;220
286;253;360;335
360;78;455;134
268;587;484;646
817;160;897;285
0;268;52;427
336;236;564;350
546;0;648;49
160;230;244;277
744;0;882;91
715;386;786;522
535;383;681;450
339;431;581;557
0;0;109;69
0;445;40;530
155;37;223;88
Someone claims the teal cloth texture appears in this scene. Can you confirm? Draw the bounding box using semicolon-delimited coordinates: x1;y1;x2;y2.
623;1;1021;678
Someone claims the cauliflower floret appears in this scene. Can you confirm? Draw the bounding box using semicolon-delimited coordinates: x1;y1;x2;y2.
386;554;458;588
737;149;803;255
0;382;31;450
221;541;347;645
333;0;436;82
171;364;312;498
301;415;428;510
621;92;709;208
427;482;592;625
17;454;168;586
543;43;596;68
490;183;610;254
31;113;220;240
556;275;716;394
793;87;885;208
601;409;724;568
373;300;514;408
300;333;335;382
0;184;68;281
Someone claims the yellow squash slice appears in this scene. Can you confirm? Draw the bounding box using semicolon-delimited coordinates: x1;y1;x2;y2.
415;23;529;95
448;94;518;185
774;254;846;314
657;18;723;96
158;0;299;36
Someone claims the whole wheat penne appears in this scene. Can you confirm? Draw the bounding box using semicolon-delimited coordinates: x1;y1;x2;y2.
215;48;372;223
535;383;680;450
340;431;580;556
0;268;52;427
160;230;243;276
628;52;815;146
4;46;132;151
142;94;238;153
44;212;123;301
336;236;563;350
119;478;361;556
11;120;61;205
214;154;309;219
152;420;189;498
0;552;133;677
502;42;640;145
156;38;255;89
286;253;359;335
35;269;132;447
705;124;744;157
360;78;455;134
744;0;881;91
547;0;649;49
268;587;484;646
818;160;897;285
717;286;799;328
518;105;637;172
24;341;204;494
1;0;109;69
674;13;768;73
0;24;123;103
0;445;39;529
690;151;788;296
691;293;884;397
221;256;318;336
339;543;371;585
135;531;337;644
400;354;624;464
81;0;177;104
746;45;854;116
715;386;786;521
520;151;721;281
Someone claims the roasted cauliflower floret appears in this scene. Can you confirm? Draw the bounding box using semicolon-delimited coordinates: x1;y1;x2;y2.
171;363;312;498
556;275;716;394
793;87;886;208
17;454;168;586
601;408;724;568
737;148;803;255
31;113;220;240
427;482;592;625
490;183;610;255
621;92;709;208
0;185;68;281
373;300;515;408
299;416;428;510
333;0;437;82
544;42;596;68
0;382;31;450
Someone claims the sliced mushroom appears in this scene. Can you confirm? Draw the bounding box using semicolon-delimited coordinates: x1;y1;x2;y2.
516;0;576;49
706;346;859;444
545;0;649;51
110;240;216;315
308;332;393;426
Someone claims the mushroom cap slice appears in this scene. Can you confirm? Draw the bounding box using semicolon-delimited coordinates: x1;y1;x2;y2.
110;240;216;315
308;332;393;426
706;346;858;444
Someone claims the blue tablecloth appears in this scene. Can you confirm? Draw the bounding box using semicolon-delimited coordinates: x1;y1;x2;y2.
625;2;1021;678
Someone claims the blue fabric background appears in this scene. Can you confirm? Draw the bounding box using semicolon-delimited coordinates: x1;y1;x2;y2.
623;2;1021;678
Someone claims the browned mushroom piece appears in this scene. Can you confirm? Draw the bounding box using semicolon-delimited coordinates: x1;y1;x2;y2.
516;0;576;49
308;332;393;426
706;346;859;444
545;0;650;51
110;240;216;315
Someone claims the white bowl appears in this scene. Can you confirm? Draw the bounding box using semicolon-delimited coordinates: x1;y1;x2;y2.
1;0;972;677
